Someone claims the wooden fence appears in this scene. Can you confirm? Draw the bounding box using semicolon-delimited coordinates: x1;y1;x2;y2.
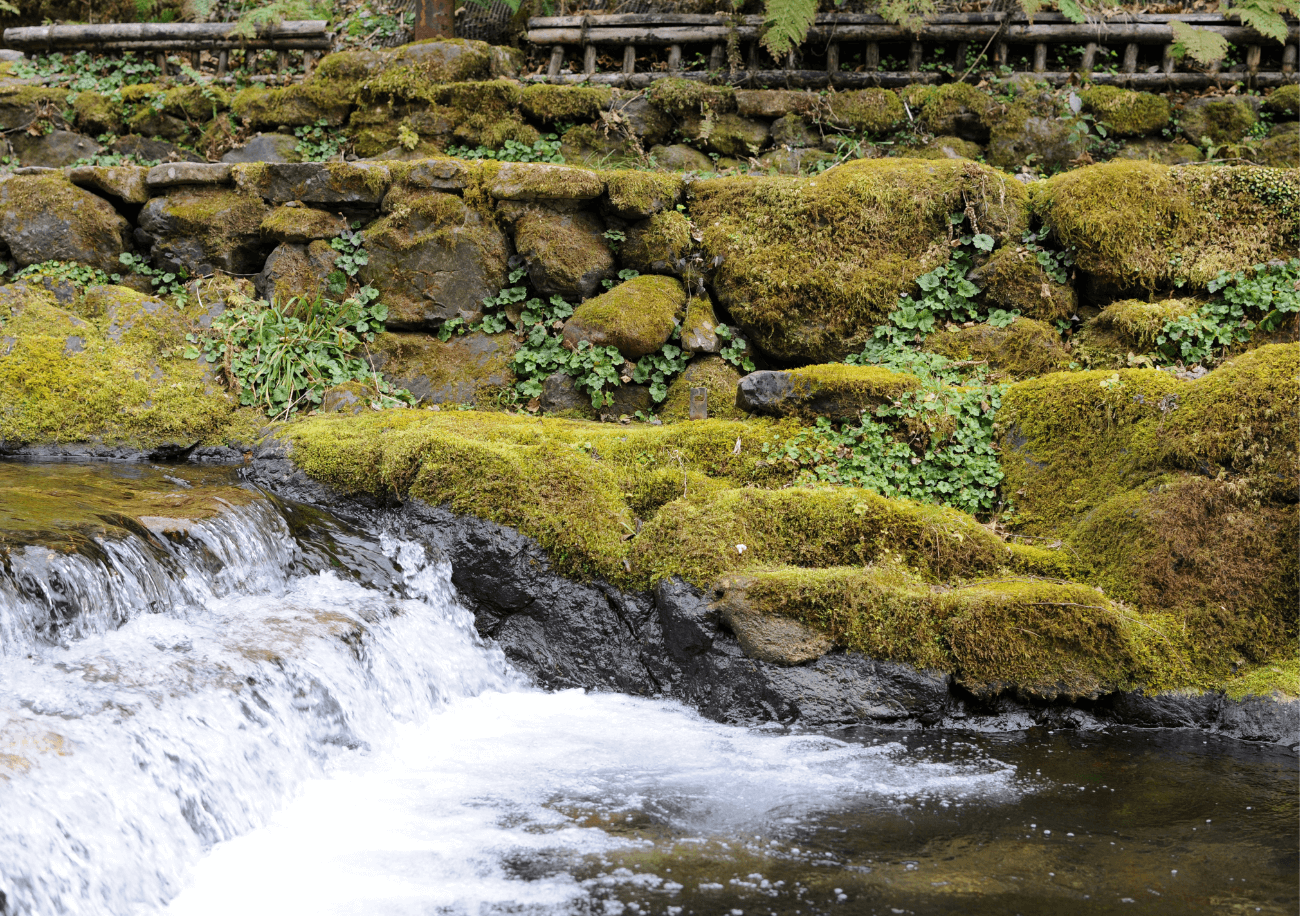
525;12;1300;89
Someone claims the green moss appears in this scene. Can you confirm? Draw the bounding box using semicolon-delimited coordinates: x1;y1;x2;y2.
0;84;70;129
233;82;353;130
785;362;922;412
694;157;1029;362
1079;86;1169;137
520;84;611;122
1181;98;1257;144
621;209;692;272
976;245;1076;321
370;330;516;407
118;83;160;105
1263;84;1300;117
1093;297;1198;352
923;318;1071;380
645;78;736;117
1034;161;1299;291
902;82;997;135
161;84;230;119
660;355;745;423
310;49;383;93
155;188;269;255
602;169;682;216
1222;655;1299;700
0;284;236;448
564;274;686;357
633;485;1009;588
72;90;123;135
259;205;345;242
820;89;904;133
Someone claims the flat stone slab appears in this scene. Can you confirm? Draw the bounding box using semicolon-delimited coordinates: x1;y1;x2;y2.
234;162;392;206
146;162;233;190
488;162;604;201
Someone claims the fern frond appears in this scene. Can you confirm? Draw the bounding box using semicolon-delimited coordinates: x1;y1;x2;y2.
761;0;816;58
1169;21;1229;65
1228;0;1296;43
876;0;939;34
227;0;330;39
1019;0;1048;23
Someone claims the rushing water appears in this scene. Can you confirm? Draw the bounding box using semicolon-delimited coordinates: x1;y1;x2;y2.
0;461;1295;916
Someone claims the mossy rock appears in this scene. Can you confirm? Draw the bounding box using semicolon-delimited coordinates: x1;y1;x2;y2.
513;207;615;299
67;164;150;205
0;85;69;131
645;79;736;118
560;124;637;168
988;98;1083;172
0;174;129;272
254;240;335;303
660;355;744;422
520;84;611;122
72;90;124;136
260;205;347;244
311;49;385;94
711;577;835;666
907;136;984;160
680;293;720;354
1033;161;1299;293
602;169;682;219
1079;86;1170;137
621;210;692;275
971;245;1076;322
723;566;1137;699
368;330;517;407
1179;97;1257;145
1113;138;1203;165
1244;132;1300;168
137;188;271;277
234;83;353;130
487;161;605;201
819;89;904;134
161;84;230;119
735;363;922;420
923;318;1070;380
561;274;687;359
756;147;837;175
0;283;236;449
901;83;997;141
360;190;509;328
358;40;499;102
681;112;770;157
1092;297;1199;353
648;143;713;172
1263;84;1299;117
694;157;1029;362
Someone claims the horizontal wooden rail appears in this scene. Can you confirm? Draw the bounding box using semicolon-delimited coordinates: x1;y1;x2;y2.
3;20;330;52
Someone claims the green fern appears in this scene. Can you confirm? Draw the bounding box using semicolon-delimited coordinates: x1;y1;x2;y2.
1228;0;1298;43
227;0;330;39
1170;21;1229;65
761;0;817;58
876;0;940;34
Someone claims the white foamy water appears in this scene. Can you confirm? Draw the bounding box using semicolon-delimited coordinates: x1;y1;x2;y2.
0;492;1018;916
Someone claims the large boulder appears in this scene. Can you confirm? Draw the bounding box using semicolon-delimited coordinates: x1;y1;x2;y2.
137;189;272;277
367;330;517;406
693;158;1028;362
0;174;129;272
735;364;921;420
561;274;686;359
513;207;615;299
360;191;509;328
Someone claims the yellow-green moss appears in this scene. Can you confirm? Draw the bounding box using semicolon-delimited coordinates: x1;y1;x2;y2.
154;188;269;255
520;84;611;122
370;330;516;407
564;274;686;357
602;170;682;216
72;90;123;135
310;49;383;92
645;78;736;117
161;84;230;119
976;245;1076;321
1093;297;1198;352
694;157;1029;362
1079;86;1170;137
660;355;745;423
1263;84;1299;117
621;209;691;272
1222;655;1299;700
901;82;997;135
820;88;904;133
259;205;346;242
233;82;353;130
359;39;495;100
923;318;1071;380
0;284;236;447
1034;161;1300;291
785;362;923;410
1180;98;1257;143
632;485;1009;588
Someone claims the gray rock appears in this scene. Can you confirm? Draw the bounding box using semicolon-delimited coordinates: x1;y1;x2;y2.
10;130;101;168
254;240;336;303
712;578;834;666
648;143;713;172
235;161;391;206
736;366;918;420
989;115;1083;172
539;371;591;413
111;135;203;164
609;95;673;147
367;330;517;406
360;191;509;328
537;371;650;418
680;294;720;354
146;162;233;190
756;147;835;174
514;207;614;299
0;174;129;271
220;133;301;164
403;157;469;191
137;188;271;277
66;165;150;204
735;89;817;119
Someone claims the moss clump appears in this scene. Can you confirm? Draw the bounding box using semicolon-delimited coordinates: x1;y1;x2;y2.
621;209;692;273
735;565;1136;698
233;83;353;130
283;411;792;585
908;136;984;160
974;245;1077;321
1079;86;1170;137
645;78;736;117
520;84;611;122
72;90;123;135
632;485;1009;588
660;355;745;423
923;318;1071;381
1180;98;1257;144
161;84;230;119
1093;297;1198;352
901;82;997;137
1263;84;1299;117
602;169;682;217
0;284;236;448
1222;655;1299;700
259;205;346;244
694;157;1029;362
310;49;383;93
820;89;904;133
1034;162;1299;292
562;274;686;359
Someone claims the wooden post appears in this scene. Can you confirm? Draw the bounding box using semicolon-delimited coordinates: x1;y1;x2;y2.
156;51;167;76
747;42;759;71
1033;42;1046;72
954;41;968;71
709;42;724;70
1122;42;1138;73
217;49;228;76
1081;41;1098;70
994;41;1007;67
864;41;879;70
826;41;839;74
1245;44;1261;74
583;43;597;76
667;43;682;72
1161;43;1174;74
1283;44;1297;75
548;44;565;78
623;44;636;75
277;49;288;72
412;0;453;41
908;40;922;73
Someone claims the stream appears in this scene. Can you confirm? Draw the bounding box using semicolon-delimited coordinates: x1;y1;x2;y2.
0;461;1295;916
